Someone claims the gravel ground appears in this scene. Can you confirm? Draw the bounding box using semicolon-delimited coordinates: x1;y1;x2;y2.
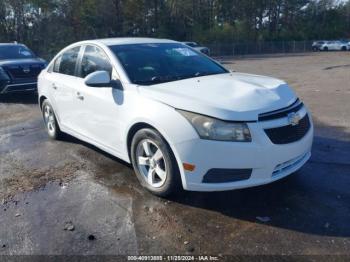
0;52;349;257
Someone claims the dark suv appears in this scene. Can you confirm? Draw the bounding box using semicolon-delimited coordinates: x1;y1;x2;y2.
0;43;46;94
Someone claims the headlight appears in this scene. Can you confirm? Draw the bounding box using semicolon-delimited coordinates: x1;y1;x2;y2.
177;110;252;142
0;66;10;80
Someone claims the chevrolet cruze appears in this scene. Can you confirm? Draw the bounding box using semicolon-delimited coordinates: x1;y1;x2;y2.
38;38;313;196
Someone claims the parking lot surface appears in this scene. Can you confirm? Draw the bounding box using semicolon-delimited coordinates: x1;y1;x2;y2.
0;52;349;255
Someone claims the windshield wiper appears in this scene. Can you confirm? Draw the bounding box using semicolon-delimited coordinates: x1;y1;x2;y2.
173;72;219;81
134;75;180;85
134;72;225;86
133;77;165;85
193;71;223;77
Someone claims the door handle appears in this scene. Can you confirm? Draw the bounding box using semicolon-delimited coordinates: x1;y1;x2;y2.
76;92;84;101
52;83;57;90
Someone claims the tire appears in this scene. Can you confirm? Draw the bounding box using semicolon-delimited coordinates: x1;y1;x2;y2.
41;99;62;140
323;47;328;51
341;46;347;51
130;128;181;197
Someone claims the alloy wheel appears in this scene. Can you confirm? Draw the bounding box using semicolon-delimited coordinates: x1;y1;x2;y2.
136;139;167;188
43;104;56;136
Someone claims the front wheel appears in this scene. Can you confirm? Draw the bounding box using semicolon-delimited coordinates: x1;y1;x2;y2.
130;128;181;197
42;100;62;140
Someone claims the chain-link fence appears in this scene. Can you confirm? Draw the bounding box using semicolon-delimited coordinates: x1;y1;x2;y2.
206;40;315;57
36;40;316;61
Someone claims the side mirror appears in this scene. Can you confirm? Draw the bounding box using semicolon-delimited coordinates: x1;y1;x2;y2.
85;71;111;87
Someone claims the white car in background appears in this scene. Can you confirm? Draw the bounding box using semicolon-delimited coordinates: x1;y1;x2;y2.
38;38;313;196
320;41;348;51
182;42;210;56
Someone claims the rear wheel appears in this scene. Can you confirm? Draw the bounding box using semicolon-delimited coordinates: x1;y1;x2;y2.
341;46;347;51
323;46;328;51
130;128;181;197
42;100;62;140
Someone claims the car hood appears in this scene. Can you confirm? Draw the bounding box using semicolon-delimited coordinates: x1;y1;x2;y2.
138;72;297;121
0;58;46;67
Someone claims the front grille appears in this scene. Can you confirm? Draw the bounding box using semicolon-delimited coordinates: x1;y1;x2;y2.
4;65;42;79
259;99;303;121
264;114;310;144
4;83;37;93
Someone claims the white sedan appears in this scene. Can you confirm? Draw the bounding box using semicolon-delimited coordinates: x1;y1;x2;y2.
320;41;348;51
38;38;313;196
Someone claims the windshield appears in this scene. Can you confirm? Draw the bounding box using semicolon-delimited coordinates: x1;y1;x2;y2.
109;43;227;85
0;45;35;60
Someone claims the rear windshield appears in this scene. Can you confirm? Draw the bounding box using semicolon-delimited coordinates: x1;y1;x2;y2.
0;45;35;60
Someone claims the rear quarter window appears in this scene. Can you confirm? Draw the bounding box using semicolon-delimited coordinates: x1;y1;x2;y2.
52;46;81;76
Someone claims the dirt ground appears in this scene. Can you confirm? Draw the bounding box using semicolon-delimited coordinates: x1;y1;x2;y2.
0;52;349;257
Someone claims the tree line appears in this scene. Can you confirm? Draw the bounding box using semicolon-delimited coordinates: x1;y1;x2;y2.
0;0;349;58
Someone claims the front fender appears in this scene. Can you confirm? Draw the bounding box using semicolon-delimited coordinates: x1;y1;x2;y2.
120;93;199;189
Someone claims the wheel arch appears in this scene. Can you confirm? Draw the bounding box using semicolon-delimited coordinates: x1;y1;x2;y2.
39;95;62;129
125;121;187;189
126;122;155;160
39;95;47;110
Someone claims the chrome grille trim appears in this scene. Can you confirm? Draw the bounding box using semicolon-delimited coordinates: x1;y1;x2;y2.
258;99;304;121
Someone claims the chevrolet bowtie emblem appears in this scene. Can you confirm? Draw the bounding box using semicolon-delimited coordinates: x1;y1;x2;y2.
288;112;301;126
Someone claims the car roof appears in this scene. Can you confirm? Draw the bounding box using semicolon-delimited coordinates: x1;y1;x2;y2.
76;37;179;46
0;43;25;46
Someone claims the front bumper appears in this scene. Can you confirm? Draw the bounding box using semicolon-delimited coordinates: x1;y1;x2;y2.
174;107;313;191
0;81;37;94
